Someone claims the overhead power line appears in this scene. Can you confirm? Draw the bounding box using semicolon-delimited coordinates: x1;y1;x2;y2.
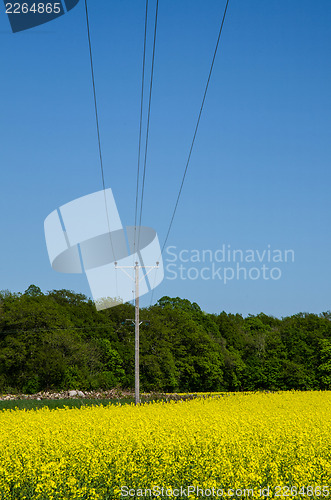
150;0;230;306
84;0;118;293
134;0;149;256
160;0;230;256
137;0;159;251
84;0;107;192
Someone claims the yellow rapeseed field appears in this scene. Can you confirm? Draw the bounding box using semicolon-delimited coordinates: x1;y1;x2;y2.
0;391;330;499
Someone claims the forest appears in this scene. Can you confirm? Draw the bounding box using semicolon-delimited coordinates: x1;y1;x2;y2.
0;284;330;394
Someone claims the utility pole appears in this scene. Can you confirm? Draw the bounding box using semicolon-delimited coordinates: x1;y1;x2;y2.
134;262;140;405
115;261;159;405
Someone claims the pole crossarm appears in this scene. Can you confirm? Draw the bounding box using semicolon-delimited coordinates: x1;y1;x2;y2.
115;262;159;282
124;319;147;326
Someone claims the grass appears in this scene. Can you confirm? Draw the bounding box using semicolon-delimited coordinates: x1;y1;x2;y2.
0;393;198;411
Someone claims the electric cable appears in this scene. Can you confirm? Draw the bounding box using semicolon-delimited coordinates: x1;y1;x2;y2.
137;0;159;252
160;0;230;256
84;0;107;194
84;0;118;294
133;0;149;257
150;0;230;306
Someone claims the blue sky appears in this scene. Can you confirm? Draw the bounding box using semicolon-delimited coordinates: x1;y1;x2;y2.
0;0;330;317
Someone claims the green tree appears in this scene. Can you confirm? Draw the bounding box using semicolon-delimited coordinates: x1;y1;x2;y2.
318;338;331;388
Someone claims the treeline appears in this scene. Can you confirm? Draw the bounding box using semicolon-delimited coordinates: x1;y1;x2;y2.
0;285;331;394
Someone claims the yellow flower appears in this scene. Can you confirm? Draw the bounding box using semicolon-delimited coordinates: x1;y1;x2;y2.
0;391;330;498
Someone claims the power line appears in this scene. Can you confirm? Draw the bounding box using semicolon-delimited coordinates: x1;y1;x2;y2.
160;0;230;256
84;0;107;192
84;0;118;293
134;0;149;257
0;325;119;335
150;0;230;306
137;0;159;251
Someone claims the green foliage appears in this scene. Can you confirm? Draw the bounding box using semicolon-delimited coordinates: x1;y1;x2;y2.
0;286;330;393
318;338;331;388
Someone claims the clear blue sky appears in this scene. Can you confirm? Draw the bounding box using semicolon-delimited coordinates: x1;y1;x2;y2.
0;0;330;317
